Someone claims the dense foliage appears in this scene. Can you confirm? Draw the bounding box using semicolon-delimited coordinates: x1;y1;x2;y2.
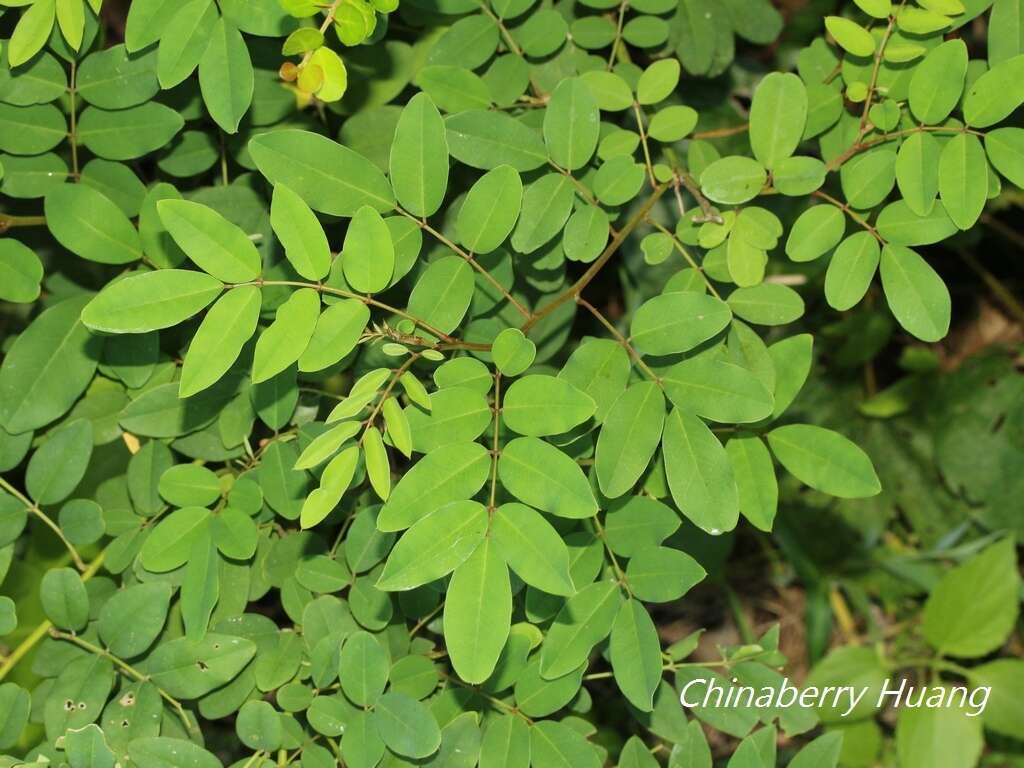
0;0;1022;766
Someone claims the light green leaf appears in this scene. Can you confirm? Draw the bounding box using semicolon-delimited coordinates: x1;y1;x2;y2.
0;239;43;304
766;424;881;498
180;286;261;397
378;442;490;531
40;566;89;630
502;374;595;436
540;579;621;679
963;53;1024;127
499;437;598;519
630;292;732;356
479;715;530;768
372;692;441;759
139;506;211;571
455;165;523;254
785;204;845;262
44;184;142;265
529;721;600;768
339;631;390;706
510;172;575;254
444;539;512;684
543;77;600;171
637;58;681;105
377;500;487;591
896;697;983;768
391;92;449;217
749;73;807;169
127;738;222;768
908;40;969;124
147;633;256;698
9;0;56;68
663;408;739;534
249;129;395;216
663;358;774;424
609;599;662;712
157;0;218;88
921;537;1019;657
252;288;320;383
300;445;359;528
938;133;988;230
445;110;547;171
824;232;880;311
198;18;253;133
595;382;665;498
727;284;805;325
158;199;262;282
824;16;876;56
271;184;332;281
726;434;778;531
986;126;1024;187
895;131;940;217
299;299;370;373
879;244;951;342
82;269;224;334
343;205;395;293
363;425;391;501
491;502;574;596
700;157;768;205
407;255;475;336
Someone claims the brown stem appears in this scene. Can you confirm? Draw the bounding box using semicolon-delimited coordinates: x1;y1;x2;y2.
678;173;723;224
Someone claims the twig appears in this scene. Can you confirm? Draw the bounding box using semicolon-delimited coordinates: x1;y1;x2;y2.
0;476;86;571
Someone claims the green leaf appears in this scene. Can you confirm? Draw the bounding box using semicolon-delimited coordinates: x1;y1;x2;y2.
363;425;391;501
249;129;395;216
157;0;218;88
663;358;774;424
0;683;30;750
407;255;475;335
158;199;262;282
0;295;99;433
180;286;261;397
252;288;320;383
378;442;491;531
343;205;394;293
390;92;449;217
609;599;662;712
749;73;807;169
540;579;621;679
83;269;223;334
147;633;256;698
824;232;880;311
510;172;575;254
895;131;940;217
908;40;969;124
986;126;1024;187
300;445;359;528
491;502;575;596
140;506;211;571
299;299;370;373
853;0;892;18
938;133;988;230
0;239;43;304
595;382;665;498
896;697;983;768
455;165;523;254
921;537;1019;657
879;244;951;342
543;77;600;171
824;16;875;56
77;103;185;161
44;184;142;264
236;700;283;752
726;434;778;531
77;44;160;109
502;374;596;436
64;724;115;768
700;157;768;205
270;184;331;281
26;419;92;505
180;533;219;639
492;328;536;377
630;292;732;356
198;18;253;133
529;721;600;768
377;500;487;591
444;539;511;684
663;407;739;534
339;631;390;706
766;424;881;498
98;582;172;658
372;692;441;759
727;284;805;325
637;59;681;105
785;204;845;262
40;566;89;630
876;200;958;246
966;659;1024;738
480;715;531;768
405;386;490;452
498;437;598;519
445;110;547;171
963;53;1024;127
788;733;843;768
127;738;222;768
9;0;56;68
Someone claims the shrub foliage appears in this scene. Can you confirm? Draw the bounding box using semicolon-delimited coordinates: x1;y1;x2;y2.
0;0;1022;766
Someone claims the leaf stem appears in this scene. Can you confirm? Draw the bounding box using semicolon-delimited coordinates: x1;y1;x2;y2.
0;476;87;571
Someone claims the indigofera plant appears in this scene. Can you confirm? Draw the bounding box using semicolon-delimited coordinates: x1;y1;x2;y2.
0;0;1021;765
